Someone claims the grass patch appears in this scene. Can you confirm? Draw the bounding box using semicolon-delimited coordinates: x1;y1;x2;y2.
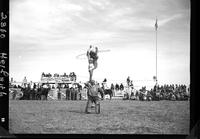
9;100;189;134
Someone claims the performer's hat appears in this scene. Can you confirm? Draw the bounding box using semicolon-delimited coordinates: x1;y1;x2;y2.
90;80;95;85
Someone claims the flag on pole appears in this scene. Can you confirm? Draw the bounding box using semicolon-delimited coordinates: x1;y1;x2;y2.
155;18;158;30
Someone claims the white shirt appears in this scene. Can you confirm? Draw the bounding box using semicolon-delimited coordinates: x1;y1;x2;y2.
88;46;96;53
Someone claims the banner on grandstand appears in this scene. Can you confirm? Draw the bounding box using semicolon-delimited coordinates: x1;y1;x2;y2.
41;77;73;83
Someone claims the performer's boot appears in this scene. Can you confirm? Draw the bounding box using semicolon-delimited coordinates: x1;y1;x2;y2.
85;101;90;114
95;103;100;114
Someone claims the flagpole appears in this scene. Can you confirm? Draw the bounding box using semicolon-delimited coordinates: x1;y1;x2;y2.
156;19;158;86
155;17;158;91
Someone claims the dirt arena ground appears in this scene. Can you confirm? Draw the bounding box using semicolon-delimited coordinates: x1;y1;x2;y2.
9;100;189;134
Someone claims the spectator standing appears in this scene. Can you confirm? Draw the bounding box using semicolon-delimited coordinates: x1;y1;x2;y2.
78;88;82;100
12;89;17;100
127;76;130;86
111;83;114;90
22;76;28;88
57;86;61;100
53;86;59;100
65;84;70;100
111;83;115;96
74;87;79;100
78;85;82;100
27;84;31;100
71;87;75;100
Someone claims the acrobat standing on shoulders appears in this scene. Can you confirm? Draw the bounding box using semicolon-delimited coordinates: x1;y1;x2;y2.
87;45;99;81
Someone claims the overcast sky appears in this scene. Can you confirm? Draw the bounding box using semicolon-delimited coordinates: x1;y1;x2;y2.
9;0;190;87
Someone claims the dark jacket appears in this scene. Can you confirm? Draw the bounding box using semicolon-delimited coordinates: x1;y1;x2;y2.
88;85;99;97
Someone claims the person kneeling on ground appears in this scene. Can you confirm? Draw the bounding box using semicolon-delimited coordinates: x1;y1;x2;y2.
85;80;101;114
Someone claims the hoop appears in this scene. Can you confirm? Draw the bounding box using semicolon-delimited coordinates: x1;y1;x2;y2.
76;49;111;60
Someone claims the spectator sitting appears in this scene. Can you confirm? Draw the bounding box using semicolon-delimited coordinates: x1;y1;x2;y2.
115;83;119;91
120;83;124;91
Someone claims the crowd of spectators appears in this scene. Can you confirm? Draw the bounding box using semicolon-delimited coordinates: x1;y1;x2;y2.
99;76;189;101
9;77;190;101
151;84;190;100
9;82;86;101
121;84;190;101
103;76;190;101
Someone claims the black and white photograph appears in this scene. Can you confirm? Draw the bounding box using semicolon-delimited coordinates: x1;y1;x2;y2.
8;0;190;135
